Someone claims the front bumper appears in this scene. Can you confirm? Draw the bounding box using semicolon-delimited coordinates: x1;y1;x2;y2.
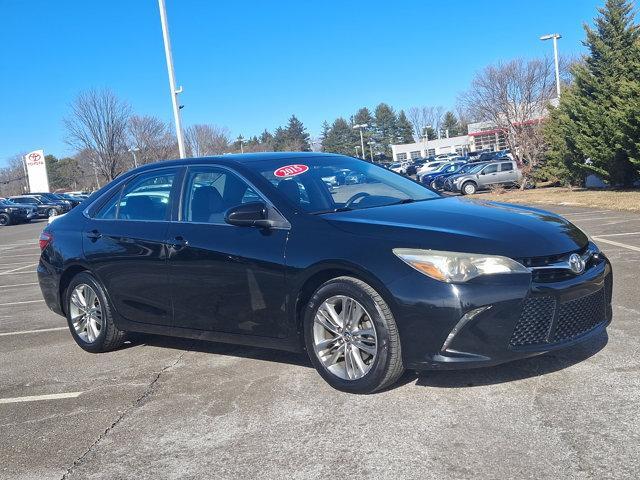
389;254;613;371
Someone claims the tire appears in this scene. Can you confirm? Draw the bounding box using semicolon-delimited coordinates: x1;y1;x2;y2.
48;208;58;217
64;272;126;353
0;213;11;226
461;181;477;195
303;276;404;394
430;180;437;190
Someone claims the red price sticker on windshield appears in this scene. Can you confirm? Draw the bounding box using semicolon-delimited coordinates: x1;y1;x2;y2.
274;164;309;178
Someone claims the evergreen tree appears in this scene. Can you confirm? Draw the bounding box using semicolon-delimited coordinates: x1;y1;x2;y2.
322;118;356;156
284;114;311;151
545;0;640;186
441;111;462;137
374;103;398;159
319;121;331;150
272;127;287;151
396;110;415;143
353;107;374;127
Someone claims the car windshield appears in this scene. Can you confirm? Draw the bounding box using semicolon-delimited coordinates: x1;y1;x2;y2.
253;156;439;214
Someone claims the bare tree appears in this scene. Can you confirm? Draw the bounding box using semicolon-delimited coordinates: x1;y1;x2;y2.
407;106;446;141
128;115;178;166
63;89;131;181
0;153;28;196
184;124;230;157
459;57;558;186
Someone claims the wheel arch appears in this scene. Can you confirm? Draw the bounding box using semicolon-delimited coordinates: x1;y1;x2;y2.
293;262;398;340
58;263;90;316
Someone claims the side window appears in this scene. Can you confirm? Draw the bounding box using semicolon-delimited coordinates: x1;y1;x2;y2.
500;162;514;172
94;187;123;220
94;170;176;221
483;164;499;174
183;168;260;224
118;170;175;221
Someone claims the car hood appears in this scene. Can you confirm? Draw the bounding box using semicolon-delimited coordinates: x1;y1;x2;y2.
323;196;588;258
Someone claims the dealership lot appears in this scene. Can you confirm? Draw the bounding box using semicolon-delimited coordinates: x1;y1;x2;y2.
1;205;639;480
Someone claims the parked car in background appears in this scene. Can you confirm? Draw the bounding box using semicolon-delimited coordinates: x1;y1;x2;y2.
406;158;428;176
56;192;86;208
420;161;468;189
416;160;451;181
389;161;411;174
0;199;31;226
449;160;522;195
432;161;489;191
30;192;74;210
8;195;66;218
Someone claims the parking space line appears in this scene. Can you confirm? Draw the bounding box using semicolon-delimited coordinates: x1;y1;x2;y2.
0;261;40;268
0;242;38;248
568;216;629;222
0;264;37;275
0;253;40;258
562;211;612;216
0;392;83;405
0;282;39;289
0;271;38;276
592;236;640;252
0;327;67;337
0;299;44;307
596;231;640;237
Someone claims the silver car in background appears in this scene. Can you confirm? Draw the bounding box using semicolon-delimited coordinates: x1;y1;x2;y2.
450;160;522;195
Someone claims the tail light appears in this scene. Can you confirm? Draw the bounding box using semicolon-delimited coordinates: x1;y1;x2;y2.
39;231;53;251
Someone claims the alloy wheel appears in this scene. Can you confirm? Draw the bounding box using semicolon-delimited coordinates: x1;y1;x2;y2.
69;284;103;343
48;208;58;217
312;295;378;381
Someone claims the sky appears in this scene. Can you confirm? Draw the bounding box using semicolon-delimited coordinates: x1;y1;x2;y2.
0;0;606;166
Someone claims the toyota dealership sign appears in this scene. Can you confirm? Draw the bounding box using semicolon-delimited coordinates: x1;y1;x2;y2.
24;149;50;193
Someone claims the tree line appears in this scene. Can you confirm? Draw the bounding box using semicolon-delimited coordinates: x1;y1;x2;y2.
2;0;637;194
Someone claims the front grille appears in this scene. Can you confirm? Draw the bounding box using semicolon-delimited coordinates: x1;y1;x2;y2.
509;287;607;348
509;296;555;347
552;288;606;342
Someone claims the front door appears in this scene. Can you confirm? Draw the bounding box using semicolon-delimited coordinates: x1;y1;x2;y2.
167;166;288;338
83;167;180;326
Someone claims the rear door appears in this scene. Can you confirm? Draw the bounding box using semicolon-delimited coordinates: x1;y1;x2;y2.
83;167;181;326
499;161;518;185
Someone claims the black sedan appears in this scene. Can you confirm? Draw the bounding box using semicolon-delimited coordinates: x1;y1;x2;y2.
37;153;613;393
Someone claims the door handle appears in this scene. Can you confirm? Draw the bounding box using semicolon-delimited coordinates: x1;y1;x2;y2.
86;229;101;240
169;236;189;251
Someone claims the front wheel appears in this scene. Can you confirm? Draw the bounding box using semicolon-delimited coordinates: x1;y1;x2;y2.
430;180;437;190
461;181;477;195
0;213;11;226
48;208;58;217
303;276;404;394
65;272;126;353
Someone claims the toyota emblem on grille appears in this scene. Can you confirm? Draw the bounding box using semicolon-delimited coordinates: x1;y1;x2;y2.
569;253;585;274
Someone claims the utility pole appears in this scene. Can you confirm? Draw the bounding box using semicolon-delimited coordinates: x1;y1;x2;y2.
368;141;375;162
540;33;562;98
158;0;186;158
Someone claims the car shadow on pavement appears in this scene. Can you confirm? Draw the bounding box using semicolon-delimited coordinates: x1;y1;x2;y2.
409;331;609;389
130;333;313;368
128;330;607;391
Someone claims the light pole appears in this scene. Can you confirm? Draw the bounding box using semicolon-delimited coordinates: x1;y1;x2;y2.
540;33;562;98
353;124;368;159
422;124;432;157
128;147;139;168
355;145;361;158
158;0;186;158
367;141;375;162
237;135;245;153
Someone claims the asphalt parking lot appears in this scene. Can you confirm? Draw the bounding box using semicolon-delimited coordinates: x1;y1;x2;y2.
1;205;639;480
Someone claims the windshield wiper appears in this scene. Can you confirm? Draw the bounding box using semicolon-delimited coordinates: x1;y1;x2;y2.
312;206;353;215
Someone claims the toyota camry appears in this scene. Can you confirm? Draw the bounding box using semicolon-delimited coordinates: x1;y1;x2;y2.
38;153;613;393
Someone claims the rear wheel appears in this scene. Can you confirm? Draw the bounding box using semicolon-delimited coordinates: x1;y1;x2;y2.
303;276;404;394
462;181;477;195
430;180;437;190
65;272;126;353
48;208;58;217
0;213;10;226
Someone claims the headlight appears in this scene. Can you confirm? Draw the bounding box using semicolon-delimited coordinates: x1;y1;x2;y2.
393;248;529;283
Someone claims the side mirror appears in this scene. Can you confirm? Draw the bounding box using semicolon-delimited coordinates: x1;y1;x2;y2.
225;202;274;228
